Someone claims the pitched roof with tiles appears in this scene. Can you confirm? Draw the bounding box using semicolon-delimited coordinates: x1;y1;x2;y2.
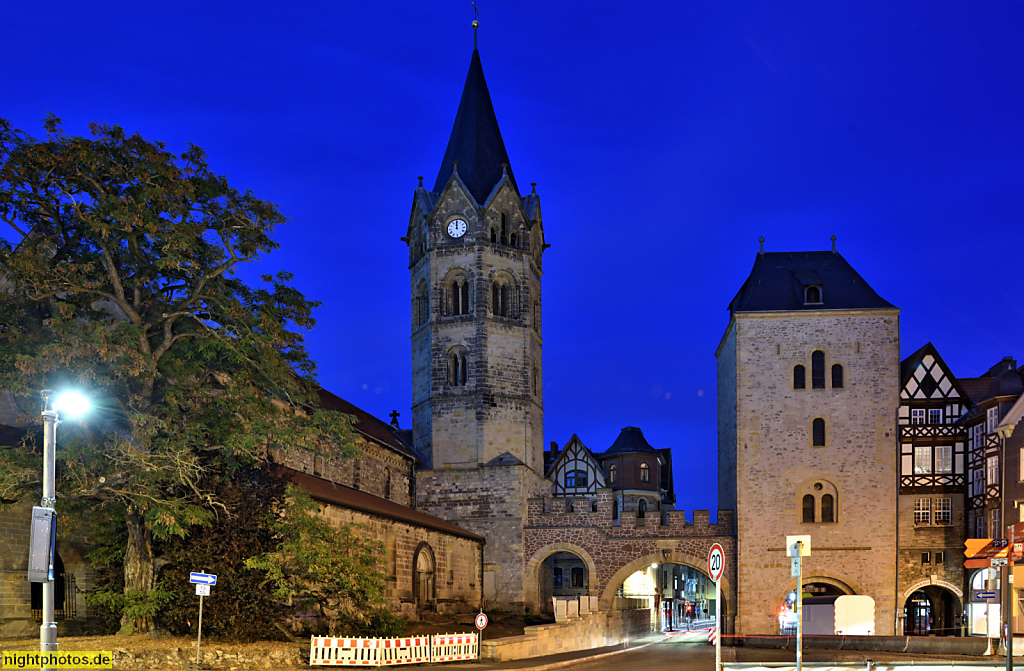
315;388;417;462
275;465;483;542
729;251;895;313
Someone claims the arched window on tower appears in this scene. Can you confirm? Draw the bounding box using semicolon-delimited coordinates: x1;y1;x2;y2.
415;281;429;328
804;285;822;304
492;280;510;317
821;493;834;523
637;499;647;519
812;418;826;446
448;349;468;386
793;364;806;389
640;462;650;482
608;464;617;484
832;364;844;389
509;230;517;247
449;276;471;316
802;494;815;523
811;350;825;388
500;213;509;245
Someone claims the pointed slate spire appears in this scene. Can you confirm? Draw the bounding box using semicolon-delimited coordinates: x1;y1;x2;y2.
433;47;517;204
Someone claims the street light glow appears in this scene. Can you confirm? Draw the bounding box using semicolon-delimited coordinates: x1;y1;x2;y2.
52;390;90;419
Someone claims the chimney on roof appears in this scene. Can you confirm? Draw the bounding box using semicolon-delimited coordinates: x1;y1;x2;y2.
987;357;1018;376
549;441;558;454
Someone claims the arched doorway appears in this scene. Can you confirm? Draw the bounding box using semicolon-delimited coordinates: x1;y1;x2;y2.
778;582;848;634
413;544;435;613
539;551;588;615
905;586;960;636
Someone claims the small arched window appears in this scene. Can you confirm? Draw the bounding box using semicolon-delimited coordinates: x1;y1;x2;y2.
608;464;617;484
802;494;815;523
832;364;844;389
509;230;517;248
492;281;510;317
566;470;588;488
640;462;650;482
812;418;826;446
450;277;470;316
500;213;508;245
821;494;834;523
811;350;825;388
805;285;822;304
448;349;468;386
415;281;429;328
490;227;497;243
612;499;619;521
793;365;806;389
591;499;598;512
637;499;647;518
384;468;391;499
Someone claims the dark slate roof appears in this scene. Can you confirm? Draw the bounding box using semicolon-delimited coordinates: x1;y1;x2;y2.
986;370;1023;399
521;193;540;223
274;466;483;542
484;451;524;467
602;427;660;457
728;251;895;313
958;378;992;406
433;49;517;205
315;388;418;462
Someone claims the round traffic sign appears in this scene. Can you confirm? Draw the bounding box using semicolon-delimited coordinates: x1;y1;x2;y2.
475;612;488;630
707;543;725;583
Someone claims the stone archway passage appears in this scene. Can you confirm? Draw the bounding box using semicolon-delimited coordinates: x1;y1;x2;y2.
524;543;599;615
904;586;961;636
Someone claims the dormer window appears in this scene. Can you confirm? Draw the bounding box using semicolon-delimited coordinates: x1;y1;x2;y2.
804;285;822;305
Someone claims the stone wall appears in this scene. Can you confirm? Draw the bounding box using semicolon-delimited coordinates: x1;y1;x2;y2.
0;499;95;638
417;464;548;612
316;500;482;619
480;608;653;662
719;309;900;636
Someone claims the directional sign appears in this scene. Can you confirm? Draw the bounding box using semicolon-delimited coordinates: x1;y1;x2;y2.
708;543;725;582
190;572;217;586
975;591;998;600
964;539;1017;559
475;613;488;630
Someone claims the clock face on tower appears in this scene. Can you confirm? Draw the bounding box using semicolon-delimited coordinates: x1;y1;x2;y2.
446;219;468;238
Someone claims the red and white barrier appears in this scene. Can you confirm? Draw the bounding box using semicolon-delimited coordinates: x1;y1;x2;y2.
708;628;718;645
310;633;478;666
430;633;478;662
310;637;379;666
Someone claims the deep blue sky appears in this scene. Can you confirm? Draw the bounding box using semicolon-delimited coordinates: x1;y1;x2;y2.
4;2;1023;515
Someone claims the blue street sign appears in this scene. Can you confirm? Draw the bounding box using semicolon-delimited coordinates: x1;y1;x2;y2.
976;591;997;600
190;572;217;585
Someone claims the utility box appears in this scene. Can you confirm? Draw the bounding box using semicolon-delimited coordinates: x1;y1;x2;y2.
835;595;875;635
28;507;57;583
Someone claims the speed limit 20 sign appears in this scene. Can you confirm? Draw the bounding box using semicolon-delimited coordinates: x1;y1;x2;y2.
707;543;725;583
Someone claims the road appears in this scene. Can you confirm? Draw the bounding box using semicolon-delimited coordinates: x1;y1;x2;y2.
559;630;992;671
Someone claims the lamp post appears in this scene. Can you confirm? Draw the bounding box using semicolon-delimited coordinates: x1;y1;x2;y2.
38;389;89;662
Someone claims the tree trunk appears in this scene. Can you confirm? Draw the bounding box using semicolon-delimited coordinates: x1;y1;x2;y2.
121;510;156;633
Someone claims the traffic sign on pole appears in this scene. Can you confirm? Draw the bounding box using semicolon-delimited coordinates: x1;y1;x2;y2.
707;544;725;583
190;572;217;585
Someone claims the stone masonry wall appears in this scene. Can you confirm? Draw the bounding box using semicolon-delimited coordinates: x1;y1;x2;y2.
416;464;548;612
724;310;900;636
317;501;482;619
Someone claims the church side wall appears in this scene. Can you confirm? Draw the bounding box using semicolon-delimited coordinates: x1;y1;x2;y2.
316;502;482;619
731;310;899;636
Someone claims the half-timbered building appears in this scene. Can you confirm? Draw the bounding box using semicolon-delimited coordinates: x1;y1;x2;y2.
897;342;970;635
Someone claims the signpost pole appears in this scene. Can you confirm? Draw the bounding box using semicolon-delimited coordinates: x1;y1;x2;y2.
1007;527;1014;671
196;593;204;665
796;541;803;671
715;577;721;671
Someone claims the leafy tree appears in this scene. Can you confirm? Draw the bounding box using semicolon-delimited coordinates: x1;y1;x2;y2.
0;116;357;632
246;484;400;637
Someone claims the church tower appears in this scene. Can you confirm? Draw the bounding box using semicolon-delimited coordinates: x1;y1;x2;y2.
406;30;549;610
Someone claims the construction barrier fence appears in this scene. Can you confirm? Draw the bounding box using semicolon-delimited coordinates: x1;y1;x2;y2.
310;633;478;666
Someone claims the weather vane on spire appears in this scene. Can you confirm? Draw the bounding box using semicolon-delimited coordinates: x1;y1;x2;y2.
472;2;479;49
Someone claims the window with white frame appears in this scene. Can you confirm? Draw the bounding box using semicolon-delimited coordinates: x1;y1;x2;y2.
911;409;926;425
935;445;952;474
914;498;931;524
973;468;985;496
934;498;951;524
929;408;943;424
988;456;1000;486
991;509;1001;538
976;516;985;538
914;445;932;474
988;407;1000;433
972;423;985;450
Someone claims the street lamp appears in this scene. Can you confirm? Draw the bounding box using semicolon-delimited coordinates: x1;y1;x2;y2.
36;389;90;660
